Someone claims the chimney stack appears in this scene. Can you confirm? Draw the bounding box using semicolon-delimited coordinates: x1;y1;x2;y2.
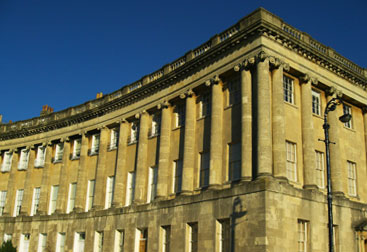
40;105;54;116
96;92;103;99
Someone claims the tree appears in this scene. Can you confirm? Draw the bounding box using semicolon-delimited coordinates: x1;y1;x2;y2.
0;240;16;252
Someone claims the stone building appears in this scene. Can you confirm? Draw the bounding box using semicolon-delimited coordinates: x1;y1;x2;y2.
0;8;367;252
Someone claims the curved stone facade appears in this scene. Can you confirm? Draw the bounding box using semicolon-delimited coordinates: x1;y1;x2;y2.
0;8;367;252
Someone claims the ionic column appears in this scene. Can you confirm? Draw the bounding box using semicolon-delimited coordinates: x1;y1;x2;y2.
56;138;71;213
181;90;196;193
74;133;89;211
271;58;287;179
256;52;272;177
3;149;18;216
156;101;172;198
20;145;36;215
92;127;109;209
327;89;344;194
234;58;254;180
134;111;149;203
112;120;128;207
37;144;52;214
301;75;317;188
207;76;223;187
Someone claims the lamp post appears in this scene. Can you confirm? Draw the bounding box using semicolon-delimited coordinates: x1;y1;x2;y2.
322;97;352;252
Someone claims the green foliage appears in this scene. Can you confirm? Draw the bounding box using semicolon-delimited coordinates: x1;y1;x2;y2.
0;240;16;252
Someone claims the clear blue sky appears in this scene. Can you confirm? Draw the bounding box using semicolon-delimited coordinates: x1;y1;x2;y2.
0;0;366;123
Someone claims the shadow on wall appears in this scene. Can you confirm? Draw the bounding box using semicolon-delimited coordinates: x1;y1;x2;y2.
231;197;247;252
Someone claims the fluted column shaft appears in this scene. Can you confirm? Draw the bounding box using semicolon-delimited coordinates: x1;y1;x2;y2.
182;94;196;192
21;147;36;215
256;58;272;176
113;121;128;207
37;145;52;214
156;104;172;197
301;78;317;187
56;140;71;212
93;127;109;209
272;65;287;179
328;98;343;194
74;133;89;211
134;112;149;203
240;67;252;180
209;81;223;186
4;151;18;215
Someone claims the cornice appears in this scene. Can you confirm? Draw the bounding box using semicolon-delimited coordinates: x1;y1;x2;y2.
0;8;366;141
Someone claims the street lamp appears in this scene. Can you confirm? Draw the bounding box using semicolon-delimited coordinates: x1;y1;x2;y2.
322;97;352;252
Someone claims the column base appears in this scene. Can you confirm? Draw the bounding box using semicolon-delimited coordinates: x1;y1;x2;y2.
256;173;272;179
179;190;194;196
73;207;85;213
303;184;318;190
208;184;222;190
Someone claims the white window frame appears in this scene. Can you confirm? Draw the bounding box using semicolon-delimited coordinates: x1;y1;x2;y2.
67;183;77;213
54;142;64;163
216;219;230;252
31;187;41;216
147;166;158;203
73;232;85;252
72;138;82;159
347;161;357;196
114;230;124;252
160;226;170;252
315;151;325;188
187;223;198;252
56;232;66;252
312;90;321;116
13;189;24;217
134;229;147;252
105;176;115;209
199;93;211;118
85;180;95;211
283;75;294;104
286;141;297;182
19;233;30;252
125;172;135;206
90;133;100;155
297;220;308;252
129;122;139;144
109;128;119;150
1;151;13;172
48;185;59;215
37;233;47;252
0;191;7;216
34;146;46;168
94;231;103;252
18;148;30;170
172;160;182;194
151;113;161;137
343;104;352;129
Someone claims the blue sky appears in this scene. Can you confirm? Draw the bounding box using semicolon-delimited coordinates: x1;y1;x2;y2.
0;0;366;123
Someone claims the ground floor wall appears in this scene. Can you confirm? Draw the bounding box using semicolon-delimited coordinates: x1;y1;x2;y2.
0;177;365;252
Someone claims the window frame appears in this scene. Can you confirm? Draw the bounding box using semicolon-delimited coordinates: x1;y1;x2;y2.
286;141;297;182
18;148;30;171
13;189;24;217
0;191;7;216
343;104;353;129
31;187;41;216
311;90;321;116
105;176;115;209
283;75;295;104
34;145;46;168
48;185;59;215
347;161;357;196
86;179;95;211
1;151;13;172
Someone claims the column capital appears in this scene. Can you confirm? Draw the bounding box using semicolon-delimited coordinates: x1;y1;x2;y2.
135;110;148;119
300;74;318;85
234;57;256;72
157;100;171;110
118;118;128;124
180;89;196;99
205;75;221;87
362;107;367;114
257;51;269;62
60;137;70;143
326;86;343;98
